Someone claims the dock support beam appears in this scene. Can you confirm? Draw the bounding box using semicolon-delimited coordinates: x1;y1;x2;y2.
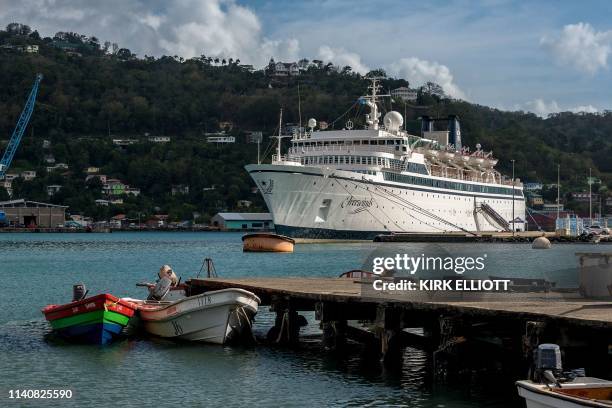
268;296;301;346
375;304;403;366
316;302;348;351
523;321;546;380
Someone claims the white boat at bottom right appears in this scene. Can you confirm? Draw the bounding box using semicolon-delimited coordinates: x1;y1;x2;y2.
517;343;612;408
517;378;612;408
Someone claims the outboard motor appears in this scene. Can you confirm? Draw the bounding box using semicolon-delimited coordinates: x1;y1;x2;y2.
158;265;178;286
72;283;88;302
534;344;563;386
147;277;173;301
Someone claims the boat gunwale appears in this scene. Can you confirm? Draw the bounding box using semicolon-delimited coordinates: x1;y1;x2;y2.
516;380;612;408
134;288;261;321
42;293;137;318
241;233;296;244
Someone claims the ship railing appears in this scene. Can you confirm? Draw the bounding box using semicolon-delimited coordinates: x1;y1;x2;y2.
272;154;302;164
288;144;400;155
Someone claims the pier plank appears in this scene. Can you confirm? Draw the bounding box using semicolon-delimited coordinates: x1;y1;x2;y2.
188;277;612;329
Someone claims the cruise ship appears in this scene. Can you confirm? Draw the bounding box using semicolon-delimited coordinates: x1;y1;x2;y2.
246;79;525;240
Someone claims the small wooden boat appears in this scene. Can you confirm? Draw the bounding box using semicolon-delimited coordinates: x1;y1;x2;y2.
42;294;137;345
242;233;295;253
128;288;260;344
339;270;375;279
517;378;612;407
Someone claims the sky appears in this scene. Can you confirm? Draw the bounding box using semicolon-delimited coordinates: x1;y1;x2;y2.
2;0;612;116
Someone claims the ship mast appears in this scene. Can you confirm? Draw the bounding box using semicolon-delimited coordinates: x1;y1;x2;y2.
362;77;389;130
272;107;291;164
277;108;283;160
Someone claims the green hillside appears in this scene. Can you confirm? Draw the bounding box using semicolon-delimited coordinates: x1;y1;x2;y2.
0;23;610;221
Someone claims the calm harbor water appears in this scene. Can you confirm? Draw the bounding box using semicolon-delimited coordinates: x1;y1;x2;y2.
0;232;598;407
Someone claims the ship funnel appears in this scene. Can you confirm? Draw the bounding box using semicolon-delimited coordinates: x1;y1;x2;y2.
420;116;434;135
448;115;461;149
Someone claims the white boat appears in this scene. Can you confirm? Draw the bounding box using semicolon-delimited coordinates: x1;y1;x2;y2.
247;78;525;240
129;288;261;344
517;378;612;407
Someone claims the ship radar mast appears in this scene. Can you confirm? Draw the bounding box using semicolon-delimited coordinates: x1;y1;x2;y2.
361;77;389;130
271;107;292;164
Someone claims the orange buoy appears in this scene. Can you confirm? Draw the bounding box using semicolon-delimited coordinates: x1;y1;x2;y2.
242;233;295;253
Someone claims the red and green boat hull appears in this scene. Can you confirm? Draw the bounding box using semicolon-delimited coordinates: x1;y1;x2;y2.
42;294;136;345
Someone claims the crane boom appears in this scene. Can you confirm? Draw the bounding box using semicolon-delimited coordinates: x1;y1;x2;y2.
0;74;43;179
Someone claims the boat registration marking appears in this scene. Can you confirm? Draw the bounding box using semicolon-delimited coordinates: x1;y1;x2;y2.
197;296;213;307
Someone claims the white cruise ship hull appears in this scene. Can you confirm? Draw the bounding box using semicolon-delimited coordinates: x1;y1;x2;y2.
246;163;526;240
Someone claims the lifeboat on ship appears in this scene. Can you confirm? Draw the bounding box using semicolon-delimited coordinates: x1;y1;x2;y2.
242;233;295;253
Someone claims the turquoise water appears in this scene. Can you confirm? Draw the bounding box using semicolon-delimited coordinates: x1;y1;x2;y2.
0;232;596;407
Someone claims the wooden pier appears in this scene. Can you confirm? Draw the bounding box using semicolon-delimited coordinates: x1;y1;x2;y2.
188;277;612;376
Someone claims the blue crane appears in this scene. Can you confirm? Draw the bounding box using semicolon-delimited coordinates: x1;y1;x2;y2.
0;74;43;179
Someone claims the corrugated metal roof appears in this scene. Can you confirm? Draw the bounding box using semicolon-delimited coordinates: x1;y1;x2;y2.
0;199;68;208
214;212;272;221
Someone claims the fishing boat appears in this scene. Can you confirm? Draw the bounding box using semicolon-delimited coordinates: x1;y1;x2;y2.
42;292;137;345
128;286;260;344
517;378;612;407
242;232;295;252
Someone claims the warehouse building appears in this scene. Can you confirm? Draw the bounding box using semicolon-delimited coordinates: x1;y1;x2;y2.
0;199;67;227
210;212;273;231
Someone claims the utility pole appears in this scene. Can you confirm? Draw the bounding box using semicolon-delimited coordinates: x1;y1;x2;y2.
277;108;283;161
297;83;302;136
511;159;515;236
557;164;560;221
589;168;592;225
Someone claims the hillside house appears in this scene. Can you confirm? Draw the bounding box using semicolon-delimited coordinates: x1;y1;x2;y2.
148;136;171;143
171;185;190;195
20;170;36;181
390;87;418;102
46;185;62;196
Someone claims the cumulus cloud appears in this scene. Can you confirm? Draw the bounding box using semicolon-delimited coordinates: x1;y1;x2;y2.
387;57;466;100
317;45;369;74
524;99;598;118
541;22;612;75
3;0;468;100
0;0;299;66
